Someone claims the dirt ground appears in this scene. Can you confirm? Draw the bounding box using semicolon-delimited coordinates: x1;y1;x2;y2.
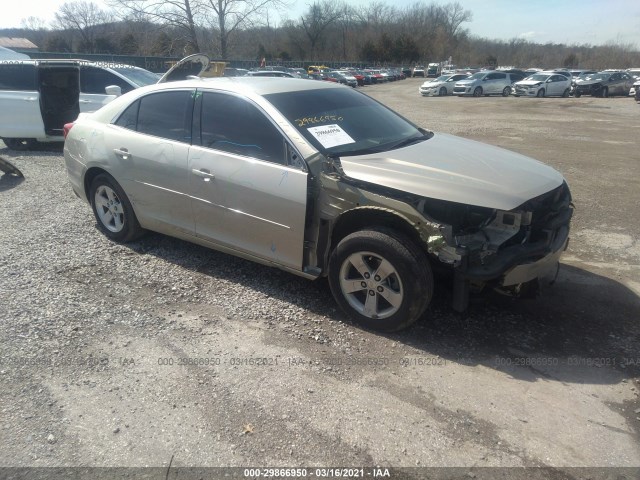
1;78;639;479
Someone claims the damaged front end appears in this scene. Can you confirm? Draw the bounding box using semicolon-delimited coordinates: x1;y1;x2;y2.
417;182;573;310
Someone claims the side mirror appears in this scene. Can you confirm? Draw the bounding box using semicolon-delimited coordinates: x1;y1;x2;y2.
105;85;122;96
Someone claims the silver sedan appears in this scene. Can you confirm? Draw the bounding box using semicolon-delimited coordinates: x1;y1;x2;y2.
64;78;572;331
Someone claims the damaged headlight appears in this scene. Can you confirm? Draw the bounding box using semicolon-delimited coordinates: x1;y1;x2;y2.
416;197;533;266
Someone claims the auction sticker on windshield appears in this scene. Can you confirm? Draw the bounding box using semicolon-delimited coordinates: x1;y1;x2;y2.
307;124;355;149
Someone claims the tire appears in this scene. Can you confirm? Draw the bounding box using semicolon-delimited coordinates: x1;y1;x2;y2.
502;86;511;97
601;87;608;98
2;138;36;151
473;86;483;97
439;86;447;96
328;228;433;332
574;92;581;98
536;89;545;98
89;173;144;243
562;88;570;97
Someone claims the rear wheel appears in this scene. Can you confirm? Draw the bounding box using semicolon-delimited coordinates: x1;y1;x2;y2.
473;86;483;97
601;87;608;98
439;86;447;96
502;86;511;96
2;138;36;151
537;89;545;98
328;228;433;332
89;173;144;243
562;88;570;97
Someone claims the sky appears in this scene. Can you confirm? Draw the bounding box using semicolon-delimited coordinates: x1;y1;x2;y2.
1;0;639;48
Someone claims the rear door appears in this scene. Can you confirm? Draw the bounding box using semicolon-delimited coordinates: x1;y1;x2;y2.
0;62;45;139
188;90;308;270
104;89;196;233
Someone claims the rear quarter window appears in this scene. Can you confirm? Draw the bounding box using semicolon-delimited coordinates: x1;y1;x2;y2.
0;63;37;90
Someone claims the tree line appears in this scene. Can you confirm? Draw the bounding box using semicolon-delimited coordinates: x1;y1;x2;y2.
6;0;640;69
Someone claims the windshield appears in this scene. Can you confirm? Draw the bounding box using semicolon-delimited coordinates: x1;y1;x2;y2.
467;72;485;80
112;67;159;87
265;88;427;156
434;75;452;82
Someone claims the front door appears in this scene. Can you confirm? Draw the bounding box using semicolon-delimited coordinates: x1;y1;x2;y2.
188;90;308;271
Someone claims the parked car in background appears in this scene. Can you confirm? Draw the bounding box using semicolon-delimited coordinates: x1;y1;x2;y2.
333;70;358;87
626;68;640;79
247;71;295;78
412;66;425;77
325;71;352;86
0;54;206;150
426;63;441;77
63;77;573;332
630;79;640;100
573;71;634;97
224;67;249;77
419;73;470;96
512;72;571;97
569;70;597;95
453;70;519;97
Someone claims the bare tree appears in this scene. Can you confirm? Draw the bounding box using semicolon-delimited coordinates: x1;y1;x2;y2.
202;0;288;59
301;0;345;59
441;2;472;37
20;16;49;50
54;1;112;53
108;0;201;53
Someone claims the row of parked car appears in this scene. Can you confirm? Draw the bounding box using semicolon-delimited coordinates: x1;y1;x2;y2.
419;68;640;100
225;66;409;87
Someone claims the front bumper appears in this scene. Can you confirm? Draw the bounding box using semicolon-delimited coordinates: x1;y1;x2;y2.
513;86;539;96
457;185;573;287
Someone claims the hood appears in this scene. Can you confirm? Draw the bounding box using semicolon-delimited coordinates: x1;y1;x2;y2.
338;133;565;211
423;81;443;87
576;78;604;86
516;80;543;86
157;53;210;83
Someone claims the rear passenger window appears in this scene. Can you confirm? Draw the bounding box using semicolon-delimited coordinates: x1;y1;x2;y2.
114;100;139;130
0;63;37;90
81;66;134;94
200;92;285;164
136;91;192;142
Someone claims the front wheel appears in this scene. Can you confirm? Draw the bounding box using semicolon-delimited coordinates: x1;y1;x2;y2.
328;228;433;332
574;91;581;98
473;86;483;97
439;86;447;96
2;138;36;151
601;87;608;98
89;173;144;243
502;86;511;96
537;89;545;98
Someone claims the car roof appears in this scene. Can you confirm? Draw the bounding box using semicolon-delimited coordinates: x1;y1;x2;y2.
103;77;345;104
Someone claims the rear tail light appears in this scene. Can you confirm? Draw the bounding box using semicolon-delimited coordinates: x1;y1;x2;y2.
63;122;74;139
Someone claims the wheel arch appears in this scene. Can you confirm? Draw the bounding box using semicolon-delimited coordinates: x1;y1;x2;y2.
83;166;111;200
327;207;425;268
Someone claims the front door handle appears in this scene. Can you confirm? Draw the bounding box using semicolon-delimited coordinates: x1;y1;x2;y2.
113;148;130;160
192;168;216;182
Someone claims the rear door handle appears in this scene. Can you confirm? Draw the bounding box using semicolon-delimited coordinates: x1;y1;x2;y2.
113;148;130;160
192;168;215;182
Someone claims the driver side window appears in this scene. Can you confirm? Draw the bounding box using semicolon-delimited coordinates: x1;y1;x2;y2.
200;92;286;164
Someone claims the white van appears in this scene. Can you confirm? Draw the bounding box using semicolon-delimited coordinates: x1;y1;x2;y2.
0;54;209;150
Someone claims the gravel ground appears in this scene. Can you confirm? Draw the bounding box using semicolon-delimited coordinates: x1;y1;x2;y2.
1;79;639;479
